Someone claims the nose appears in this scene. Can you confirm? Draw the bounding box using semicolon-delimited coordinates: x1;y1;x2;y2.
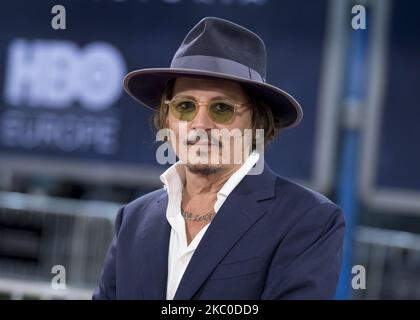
190;102;215;130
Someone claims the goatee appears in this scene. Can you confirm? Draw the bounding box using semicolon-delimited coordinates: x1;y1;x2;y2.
186;164;224;176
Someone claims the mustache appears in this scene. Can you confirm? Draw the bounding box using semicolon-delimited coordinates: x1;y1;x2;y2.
184;132;223;147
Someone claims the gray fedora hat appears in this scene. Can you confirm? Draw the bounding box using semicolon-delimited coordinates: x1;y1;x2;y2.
123;16;303;128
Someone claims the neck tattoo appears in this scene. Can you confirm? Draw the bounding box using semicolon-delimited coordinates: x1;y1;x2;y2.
181;209;216;222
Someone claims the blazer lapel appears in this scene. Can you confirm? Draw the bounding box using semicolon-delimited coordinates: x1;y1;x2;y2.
138;192;171;299
173;165;277;300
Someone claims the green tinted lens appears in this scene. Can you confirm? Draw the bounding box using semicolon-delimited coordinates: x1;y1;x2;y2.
171;100;197;121
209;102;235;123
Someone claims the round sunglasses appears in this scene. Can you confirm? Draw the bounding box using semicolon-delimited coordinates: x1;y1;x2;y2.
164;96;249;124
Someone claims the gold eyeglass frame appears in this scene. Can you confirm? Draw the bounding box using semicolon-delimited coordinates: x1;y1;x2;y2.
164;96;249;125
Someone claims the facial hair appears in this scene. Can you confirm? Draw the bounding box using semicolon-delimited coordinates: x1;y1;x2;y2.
186;163;225;176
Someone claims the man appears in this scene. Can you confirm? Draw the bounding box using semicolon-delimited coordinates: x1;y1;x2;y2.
93;17;345;300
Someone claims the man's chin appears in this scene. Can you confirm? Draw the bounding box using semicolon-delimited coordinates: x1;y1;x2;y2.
186;164;226;176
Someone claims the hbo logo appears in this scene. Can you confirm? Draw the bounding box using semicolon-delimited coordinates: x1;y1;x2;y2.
4;39;126;111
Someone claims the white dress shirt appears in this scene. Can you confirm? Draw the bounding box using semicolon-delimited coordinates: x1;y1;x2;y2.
160;151;260;300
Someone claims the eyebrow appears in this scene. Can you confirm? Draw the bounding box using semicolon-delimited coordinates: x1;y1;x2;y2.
172;94;237;101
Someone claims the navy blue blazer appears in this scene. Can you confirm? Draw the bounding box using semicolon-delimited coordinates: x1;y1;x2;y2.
93;164;345;300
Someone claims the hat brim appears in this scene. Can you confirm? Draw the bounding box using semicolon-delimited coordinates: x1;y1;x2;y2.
123;68;303;128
